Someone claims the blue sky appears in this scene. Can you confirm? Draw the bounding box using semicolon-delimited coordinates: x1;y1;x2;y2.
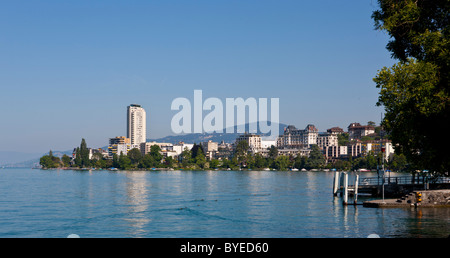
0;0;395;153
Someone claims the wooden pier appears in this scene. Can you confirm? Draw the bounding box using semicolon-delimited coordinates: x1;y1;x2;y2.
332;171;450;206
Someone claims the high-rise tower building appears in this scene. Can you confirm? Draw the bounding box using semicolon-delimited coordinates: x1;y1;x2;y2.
127;104;147;145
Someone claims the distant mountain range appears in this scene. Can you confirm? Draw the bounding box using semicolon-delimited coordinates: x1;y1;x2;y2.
1;122;289;167
148;122;288;144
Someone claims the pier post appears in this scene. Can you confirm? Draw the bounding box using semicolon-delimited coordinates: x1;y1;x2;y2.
343;172;348;205
333;171;340;196
354;174;359;204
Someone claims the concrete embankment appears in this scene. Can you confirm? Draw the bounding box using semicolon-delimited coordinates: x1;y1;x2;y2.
363;190;450;208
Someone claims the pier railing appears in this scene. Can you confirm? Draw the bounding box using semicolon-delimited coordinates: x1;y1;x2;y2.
359;176;450;186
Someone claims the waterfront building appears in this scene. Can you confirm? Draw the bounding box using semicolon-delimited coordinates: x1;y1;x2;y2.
160;149;178;159
108;136;134;157
361;139;395;161
303;124;319;147
127;104;147;145
346;139;394;161
261;139;277;149
347;141;363;157
236;133;262;153
172;142;194;156
89;148;109;159
140;141;172;155
277;124;319;149
348;123;375;140
277;125;303;149
201;140;219;160
73;147;108;161
317;132;338;150
201;140;218;153
108;143;138;157
109;136;130;145
327;127;344;135
215;141;234;160
277;148;311;157
140;141;195;159
324;145;348;159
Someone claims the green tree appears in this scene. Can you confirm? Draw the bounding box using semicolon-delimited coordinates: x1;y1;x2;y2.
305;145;325;169
234;140;249;167
164;156;176;168
254;153;268;169
48;150;61;166
209;159;220;169
141;153;156;168
181;147;193;167
79;138;90;168
268;145;278;160
40;155;56;168
112;153;119;168
220;158;231;169
191;144;205;160
127;148;142;166
94;158;106;169
195;150;206;169
62;154;71;167
372;0;449;173
234;141;249;157
273;155;290;170
366;152;378;170
333;159;351;171
294;155;308;170
118;153;131;170
389;153;408;172
149;145;163;166
74;147;82;167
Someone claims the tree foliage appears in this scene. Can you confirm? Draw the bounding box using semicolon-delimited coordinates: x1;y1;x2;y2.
305;145;325;169
79;138;90;168
39;150;61;169
372;0;449;173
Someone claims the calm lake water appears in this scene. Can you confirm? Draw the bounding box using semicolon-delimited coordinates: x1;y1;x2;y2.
0;168;449;238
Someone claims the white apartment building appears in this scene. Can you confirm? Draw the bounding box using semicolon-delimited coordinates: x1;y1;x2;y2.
236;133;262;153
325;145;348;159
201;140;219;160
140;141;172;155
317;132;338;150
173;143;194;155
108;143;140;157
347;139;394;161
108;136;139;157
261;140;277;149
127;104;147;145
140;141;194;158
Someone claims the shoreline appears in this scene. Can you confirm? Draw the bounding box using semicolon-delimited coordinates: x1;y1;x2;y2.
36;167;397;173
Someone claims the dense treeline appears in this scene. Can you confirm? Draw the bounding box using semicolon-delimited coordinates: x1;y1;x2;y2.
40;138;408;172
372;0;449;174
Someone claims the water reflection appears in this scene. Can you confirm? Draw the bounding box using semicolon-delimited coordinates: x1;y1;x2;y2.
124;171;150;237
404;208;450;238
3;169;448;238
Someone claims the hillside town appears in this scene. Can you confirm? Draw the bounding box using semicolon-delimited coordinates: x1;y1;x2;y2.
40;104;400;171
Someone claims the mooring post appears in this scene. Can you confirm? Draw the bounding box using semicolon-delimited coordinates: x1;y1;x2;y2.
354;174;359;204
333;171;340;196
343;172;348;205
